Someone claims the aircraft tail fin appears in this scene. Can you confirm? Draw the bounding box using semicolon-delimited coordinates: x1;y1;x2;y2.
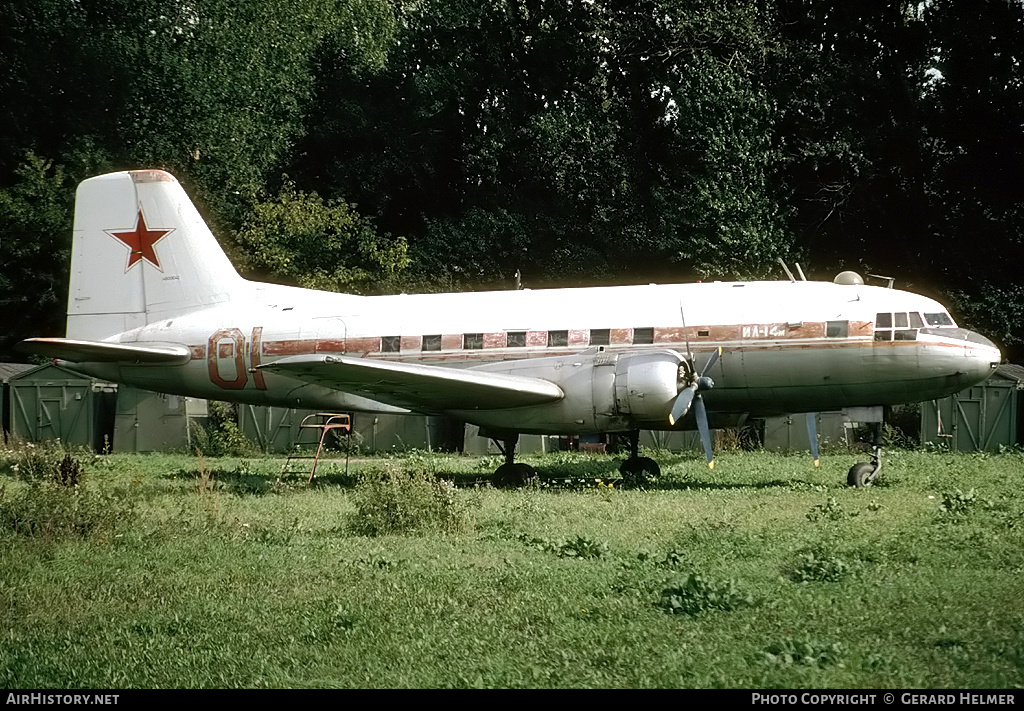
66;170;245;340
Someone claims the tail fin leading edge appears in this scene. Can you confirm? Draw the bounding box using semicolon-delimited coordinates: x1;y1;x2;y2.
66;170;244;340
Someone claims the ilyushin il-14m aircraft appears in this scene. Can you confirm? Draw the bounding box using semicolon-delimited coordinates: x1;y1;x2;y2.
19;170;1002;486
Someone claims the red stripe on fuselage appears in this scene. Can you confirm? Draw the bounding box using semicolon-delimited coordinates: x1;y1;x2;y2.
251;321;969;362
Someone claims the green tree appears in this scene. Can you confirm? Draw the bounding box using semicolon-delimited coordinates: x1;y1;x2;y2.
768;0;933;276
0;0;401;359
767;0;1024;357
924;0;1024;357
0;148;110;355
301;0;790;289
235;181;410;293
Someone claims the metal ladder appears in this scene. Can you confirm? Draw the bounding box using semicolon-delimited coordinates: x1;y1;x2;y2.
279;413;352;484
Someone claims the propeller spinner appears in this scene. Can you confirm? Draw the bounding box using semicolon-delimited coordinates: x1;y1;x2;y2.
668;347;722;468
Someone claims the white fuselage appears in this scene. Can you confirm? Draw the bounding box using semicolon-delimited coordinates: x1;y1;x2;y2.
39;169;1000;437
70;278;1000;434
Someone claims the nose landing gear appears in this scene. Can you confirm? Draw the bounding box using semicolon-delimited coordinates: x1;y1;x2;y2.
847;418;883;487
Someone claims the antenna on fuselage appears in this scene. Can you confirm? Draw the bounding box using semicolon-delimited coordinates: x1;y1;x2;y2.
867;273;895;289
514;269;522;290
777;258;797;282
795;263;808;281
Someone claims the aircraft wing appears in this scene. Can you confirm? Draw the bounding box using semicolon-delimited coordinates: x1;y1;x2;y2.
259;355;564;412
17;337;191;364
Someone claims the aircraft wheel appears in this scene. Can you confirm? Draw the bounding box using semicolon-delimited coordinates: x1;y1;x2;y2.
847;462;875;488
493;463;538;489
619;456;661;488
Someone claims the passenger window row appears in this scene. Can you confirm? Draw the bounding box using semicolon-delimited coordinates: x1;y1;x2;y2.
378;328;658;352
382;321;855;352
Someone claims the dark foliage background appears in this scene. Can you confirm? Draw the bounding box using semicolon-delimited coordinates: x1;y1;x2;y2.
2;0;1021;359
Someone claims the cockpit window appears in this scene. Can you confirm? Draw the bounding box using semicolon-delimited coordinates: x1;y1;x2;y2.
924;312;954;326
875;312;922;341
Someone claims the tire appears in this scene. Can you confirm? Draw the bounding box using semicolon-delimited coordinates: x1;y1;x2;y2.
493;463;538;488
847;462;875;488
619;456;661;488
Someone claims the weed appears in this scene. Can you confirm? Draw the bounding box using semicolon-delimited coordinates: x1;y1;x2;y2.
788;547;852;583
655;548;687;570
223;462;272;496
0;453;133;541
940;488;982;516
352;554;398;569
54;454;83;488
806;496;859;522
300;599;359;643
658;573;756;615
763;639;844;667
193;453;223;521
189;402;255;457
883;422;919;450
242;518;298;546
991;507;1024;530
615;547;690;599
3;440;75;482
350;466;474;536
331;428;363;455
522;534;609;559
634;547;687;569
862;652;893;671
596;479;616;501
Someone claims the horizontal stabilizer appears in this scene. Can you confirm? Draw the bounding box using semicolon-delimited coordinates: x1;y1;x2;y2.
259;355;564;412
16;337;191;364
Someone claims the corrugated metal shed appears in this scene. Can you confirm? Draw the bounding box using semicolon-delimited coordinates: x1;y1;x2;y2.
354;414;459;453
921;364;1023;452
462;424;556;455
113;387;207;452
0;363;35;383
238;405;460;453
238;405;316;453
7;363;115;450
1;363;37;444
763;412;849;454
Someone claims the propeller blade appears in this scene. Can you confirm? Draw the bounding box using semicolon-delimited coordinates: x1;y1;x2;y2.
668;385;696;426
695;396;714;469
700;346;722;378
805;412;820;467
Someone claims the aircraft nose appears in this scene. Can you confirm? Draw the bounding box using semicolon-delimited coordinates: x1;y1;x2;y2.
963;329;1001;382
965;330;999;352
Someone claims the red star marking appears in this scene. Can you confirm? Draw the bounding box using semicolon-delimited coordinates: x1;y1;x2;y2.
107;208;173;271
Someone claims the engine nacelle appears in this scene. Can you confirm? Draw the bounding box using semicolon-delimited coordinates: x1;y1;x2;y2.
462;348;684;434
613;350;685;421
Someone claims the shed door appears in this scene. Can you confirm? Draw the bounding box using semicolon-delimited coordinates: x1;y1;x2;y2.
38;398;63;441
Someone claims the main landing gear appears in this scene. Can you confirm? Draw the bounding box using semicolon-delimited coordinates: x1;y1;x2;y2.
847;420;883;487
618;430;661;487
490;434;538;488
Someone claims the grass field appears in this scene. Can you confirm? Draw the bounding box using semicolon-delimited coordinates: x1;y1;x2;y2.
1;444;1022;689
